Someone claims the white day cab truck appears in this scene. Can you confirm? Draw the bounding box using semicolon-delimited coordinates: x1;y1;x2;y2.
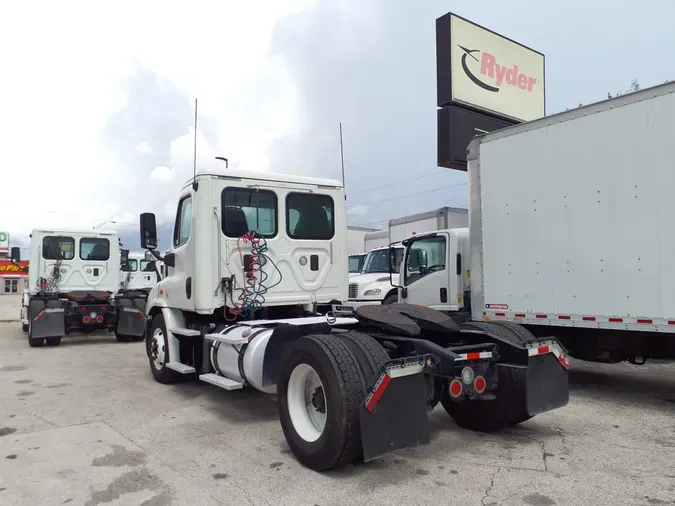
395;81;675;365
347;207;469;308
12;229;148;347
119;251;160;295
136;166;569;472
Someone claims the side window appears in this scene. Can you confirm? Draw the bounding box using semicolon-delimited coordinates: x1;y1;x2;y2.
286;193;335;240
42;236;75;260
124;259;138;271
404;237;446;285
80;238;110;261
221;188;277;238
140;260;154;272
173;195;193;247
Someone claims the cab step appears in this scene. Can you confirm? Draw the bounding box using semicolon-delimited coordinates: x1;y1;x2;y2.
170;327;201;337
204;333;248;345
166;361;196;374
199;373;244;390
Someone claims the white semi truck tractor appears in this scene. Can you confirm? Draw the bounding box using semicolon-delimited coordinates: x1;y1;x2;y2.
137;165;569;472
396;81;675;365
13;229;148;346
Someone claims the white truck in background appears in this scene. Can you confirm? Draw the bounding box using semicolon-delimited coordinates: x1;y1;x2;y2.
347;244;405;307
396;81;675;365
135;165;569;472
14;229;147;346
119;251;159;294
346;207;467;308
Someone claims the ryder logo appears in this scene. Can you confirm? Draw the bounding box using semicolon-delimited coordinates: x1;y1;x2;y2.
458;45;537;93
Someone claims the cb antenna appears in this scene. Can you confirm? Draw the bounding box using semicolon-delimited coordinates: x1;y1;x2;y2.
192;98;198;191
339;122;346;201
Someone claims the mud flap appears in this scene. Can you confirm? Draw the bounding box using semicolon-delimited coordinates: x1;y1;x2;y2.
526;352;569;416
360;359;430;462
116;307;146;337
30;302;65;339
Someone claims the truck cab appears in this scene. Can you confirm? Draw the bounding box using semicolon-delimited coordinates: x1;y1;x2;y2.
120;251;158;294
142;169;347;321
347;244;404;308
397;228;471;313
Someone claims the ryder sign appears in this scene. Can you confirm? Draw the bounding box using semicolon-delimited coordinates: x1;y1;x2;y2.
436;13;545;122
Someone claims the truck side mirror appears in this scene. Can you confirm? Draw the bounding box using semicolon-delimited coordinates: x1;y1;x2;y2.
140;213;158;250
120;249;130;271
10;247;20;264
388;246;403;290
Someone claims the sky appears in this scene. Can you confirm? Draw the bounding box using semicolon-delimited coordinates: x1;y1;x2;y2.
2;0;674;256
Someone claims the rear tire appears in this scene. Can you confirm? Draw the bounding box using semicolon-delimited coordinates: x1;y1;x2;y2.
116;333;132;343
22;323;28;332
277;334;366;471
45;336;62;346
339;331;389;384
27;308;44;348
440;321;532;431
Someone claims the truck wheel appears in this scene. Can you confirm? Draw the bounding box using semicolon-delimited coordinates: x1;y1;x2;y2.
277;334;366;471
339;332;389;383
45;337;62;346
27;310;44;348
440;321;532;431
382;294;398;305
146;313;181;384
22;323;28;332
115;333;132;343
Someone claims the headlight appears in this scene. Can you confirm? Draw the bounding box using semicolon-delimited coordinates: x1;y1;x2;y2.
364;288;381;296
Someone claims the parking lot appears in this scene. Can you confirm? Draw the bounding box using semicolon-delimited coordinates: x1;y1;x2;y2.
1;321;675;506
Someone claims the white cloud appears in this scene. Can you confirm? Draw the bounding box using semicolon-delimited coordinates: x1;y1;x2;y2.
136;141;152;154
0;0;313;243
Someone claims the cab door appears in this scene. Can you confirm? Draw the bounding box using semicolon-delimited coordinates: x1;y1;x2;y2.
399;233;454;311
161;192;195;311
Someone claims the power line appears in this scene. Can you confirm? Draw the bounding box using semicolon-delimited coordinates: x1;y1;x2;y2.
347;170;450;197
347;182;468;210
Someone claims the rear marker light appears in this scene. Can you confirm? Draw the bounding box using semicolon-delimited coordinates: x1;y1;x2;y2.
582;316;596;321
536;314;547;319
609;317;623;323
637;319;653;324
514;313;526;318
461;367;474;385
449;379;463;398
558;315;571;320
474;376;486;394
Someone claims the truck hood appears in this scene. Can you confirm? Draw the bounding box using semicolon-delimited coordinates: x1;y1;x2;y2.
349;272;397;285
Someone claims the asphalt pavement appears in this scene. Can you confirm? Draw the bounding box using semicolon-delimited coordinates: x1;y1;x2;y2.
1;320;675;505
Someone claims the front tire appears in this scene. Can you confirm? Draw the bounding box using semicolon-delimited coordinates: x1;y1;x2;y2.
146;313;181;384
277;334;366;471
381;293;398;305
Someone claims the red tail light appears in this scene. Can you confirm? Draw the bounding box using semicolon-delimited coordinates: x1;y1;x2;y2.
96;316;103;323
80;306;86;313
83;316;91;323
449;379;463;398
474;375;486;394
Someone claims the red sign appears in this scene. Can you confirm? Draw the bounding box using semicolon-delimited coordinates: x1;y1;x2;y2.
0;261;29;276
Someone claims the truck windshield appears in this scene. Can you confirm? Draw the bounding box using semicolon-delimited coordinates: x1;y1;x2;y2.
362;249;403;274
348;254;365;273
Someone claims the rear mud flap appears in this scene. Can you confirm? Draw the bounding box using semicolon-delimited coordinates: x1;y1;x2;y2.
30;308;65;339
116;307;146;337
526;353;569;416
360;361;430;462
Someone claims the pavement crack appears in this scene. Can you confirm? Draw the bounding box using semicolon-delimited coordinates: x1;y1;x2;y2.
540;440;549;472
481;467;500;505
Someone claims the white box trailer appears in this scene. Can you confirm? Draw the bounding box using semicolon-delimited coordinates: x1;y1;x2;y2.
467;81;675;362
389;207;468;244
347;226;378;255
364;229;389;252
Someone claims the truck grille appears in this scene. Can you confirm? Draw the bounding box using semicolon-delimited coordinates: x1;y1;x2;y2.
348;283;358;299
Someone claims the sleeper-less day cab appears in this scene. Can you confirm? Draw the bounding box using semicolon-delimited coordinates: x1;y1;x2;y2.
13;229;148;347
138;166;570;472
